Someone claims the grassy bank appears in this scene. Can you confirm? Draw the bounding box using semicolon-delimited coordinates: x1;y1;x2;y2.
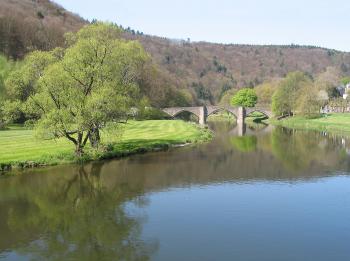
268;113;350;134
0;120;212;171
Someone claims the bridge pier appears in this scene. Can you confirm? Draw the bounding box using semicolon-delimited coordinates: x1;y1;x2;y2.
237;107;246;125
199;106;206;125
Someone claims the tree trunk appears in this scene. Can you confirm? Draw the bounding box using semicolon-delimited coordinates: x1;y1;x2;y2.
89;127;100;149
75;144;84;157
75;132;84;157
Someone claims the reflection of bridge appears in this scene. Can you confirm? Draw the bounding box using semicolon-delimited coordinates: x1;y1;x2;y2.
162;106;273;125
228;123;274;136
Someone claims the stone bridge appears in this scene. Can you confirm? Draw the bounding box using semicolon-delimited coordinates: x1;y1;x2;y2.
162;106;273;125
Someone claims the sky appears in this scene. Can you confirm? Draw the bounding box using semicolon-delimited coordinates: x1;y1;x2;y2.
55;0;350;52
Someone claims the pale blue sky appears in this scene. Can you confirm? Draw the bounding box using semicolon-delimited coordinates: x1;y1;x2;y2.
55;0;350;52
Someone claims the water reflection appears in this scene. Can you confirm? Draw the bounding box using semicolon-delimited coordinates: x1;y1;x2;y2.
1;122;350;260
0;163;158;260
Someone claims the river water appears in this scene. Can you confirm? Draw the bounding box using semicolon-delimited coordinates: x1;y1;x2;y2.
1;122;350;261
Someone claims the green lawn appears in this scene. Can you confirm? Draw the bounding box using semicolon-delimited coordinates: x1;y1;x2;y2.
0;120;212;169
268;113;350;134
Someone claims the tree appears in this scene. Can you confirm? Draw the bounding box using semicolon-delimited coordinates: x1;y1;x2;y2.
4;51;58;123
219;89;237;106
0;102;4;129
0;54;21;101
5;51;57;102
296;83;321;118
17;23;148;156
272;71;312;116
254;80;279;106
314;67;341;99
230;88;257;107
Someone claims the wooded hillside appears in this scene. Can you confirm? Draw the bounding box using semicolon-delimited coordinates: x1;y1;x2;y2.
1;0;350;105
127;34;350;104
0;0;86;59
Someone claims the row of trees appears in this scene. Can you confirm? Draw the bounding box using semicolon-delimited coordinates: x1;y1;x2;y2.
270;68;349;117
226;66;350;118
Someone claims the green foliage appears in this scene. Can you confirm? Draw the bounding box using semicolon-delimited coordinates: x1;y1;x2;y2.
254;81;279;106
272;71;312;115
136;108;165;120
6;23;149;156
5;50;57;102
230;88;257;107
341;77;350;85
296;84;321;118
1;100;23;123
0;103;4;129
0;54;21;101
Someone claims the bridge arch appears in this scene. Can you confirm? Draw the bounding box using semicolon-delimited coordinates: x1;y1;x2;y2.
207;107;238;119
172;109;199;118
206;108;238;120
245;108;272;119
162;107;206;125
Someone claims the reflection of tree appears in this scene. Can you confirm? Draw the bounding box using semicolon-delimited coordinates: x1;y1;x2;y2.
230;136;257;152
5;163;158;261
270;127;342;171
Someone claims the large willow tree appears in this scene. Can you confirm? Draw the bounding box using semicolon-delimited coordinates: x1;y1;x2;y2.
8;23;148;156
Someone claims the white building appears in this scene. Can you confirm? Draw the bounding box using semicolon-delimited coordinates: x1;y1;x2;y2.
343;83;350;99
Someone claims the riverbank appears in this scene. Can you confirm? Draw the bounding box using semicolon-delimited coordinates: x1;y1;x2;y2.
0;120;212;172
268;113;350;135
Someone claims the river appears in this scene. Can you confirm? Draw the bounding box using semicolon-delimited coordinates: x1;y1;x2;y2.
1;122;350;261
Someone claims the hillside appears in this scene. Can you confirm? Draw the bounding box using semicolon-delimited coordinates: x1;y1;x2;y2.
1;0;350;105
126;33;350;104
0;0;86;59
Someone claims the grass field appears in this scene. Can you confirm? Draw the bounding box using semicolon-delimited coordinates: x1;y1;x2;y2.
0;120;212;170
268;113;350;134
